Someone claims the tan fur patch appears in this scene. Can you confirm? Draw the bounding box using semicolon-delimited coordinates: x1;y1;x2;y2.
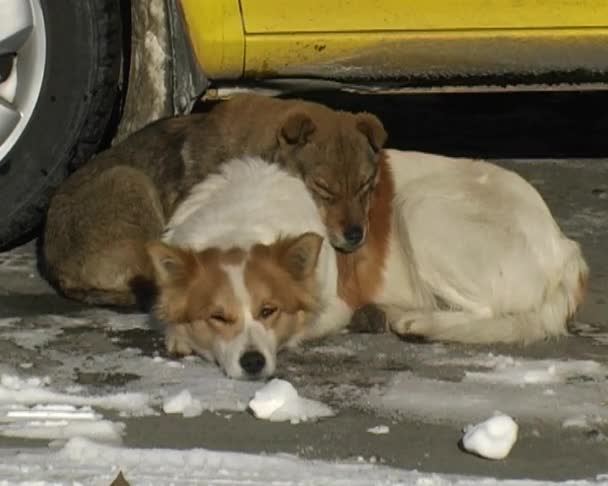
149;235;321;353
336;151;394;309
244;235;322;347
148;243;249;352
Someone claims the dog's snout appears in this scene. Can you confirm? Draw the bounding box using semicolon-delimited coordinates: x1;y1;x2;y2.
239;350;266;375
343;225;364;246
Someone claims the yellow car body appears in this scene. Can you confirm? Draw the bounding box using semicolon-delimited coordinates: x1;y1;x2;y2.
179;0;608;89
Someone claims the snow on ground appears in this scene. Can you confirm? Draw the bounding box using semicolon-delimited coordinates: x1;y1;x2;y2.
248;378;334;423
367;425;390;434
1;310;607;433
0;375;152;415
0;310;608;434
0;374;150;443
458;354;604;385
0;248;37;274
0;307;606;482
0;310;261;413
365;353;608;425
0;437;606;486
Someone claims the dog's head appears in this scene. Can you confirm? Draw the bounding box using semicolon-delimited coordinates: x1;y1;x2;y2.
147;233;323;380
273;107;387;252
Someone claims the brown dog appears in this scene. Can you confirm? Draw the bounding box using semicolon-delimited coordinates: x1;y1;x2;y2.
42;94;387;308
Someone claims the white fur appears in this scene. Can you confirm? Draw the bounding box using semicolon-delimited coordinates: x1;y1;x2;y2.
163;157;348;376
165;150;587;370
213;262;277;379
376;149;588;343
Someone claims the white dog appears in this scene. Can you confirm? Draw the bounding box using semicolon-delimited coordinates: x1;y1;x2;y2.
147;151;588;379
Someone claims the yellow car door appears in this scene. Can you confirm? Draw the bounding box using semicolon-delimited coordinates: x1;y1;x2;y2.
180;0;608;85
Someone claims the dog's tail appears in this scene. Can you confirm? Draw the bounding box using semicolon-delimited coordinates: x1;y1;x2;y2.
403;241;589;344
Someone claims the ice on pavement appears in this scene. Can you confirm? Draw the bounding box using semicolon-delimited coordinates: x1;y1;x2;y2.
366;353;608;424
0;403;123;443
0;374;152;415
162;389;203;418
0;437;605;486
461;413;519;460
248;378;334;423
461;356;604;385
367;425;390;434
0;373;149;443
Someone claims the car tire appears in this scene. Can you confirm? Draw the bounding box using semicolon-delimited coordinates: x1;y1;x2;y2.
0;0;123;251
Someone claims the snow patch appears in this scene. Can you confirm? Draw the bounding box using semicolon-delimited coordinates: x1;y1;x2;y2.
249;379;334;423
562;415;605;430
462;356;603;385
0;374;153;416
461;413;518;460
367;425;390;435
162;389;203;418
0;437;604;485
0;404;123;444
367;368;608;424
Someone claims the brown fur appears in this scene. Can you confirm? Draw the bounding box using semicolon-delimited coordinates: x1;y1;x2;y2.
42;94;386;308
336;152;394;309
147;234;322;357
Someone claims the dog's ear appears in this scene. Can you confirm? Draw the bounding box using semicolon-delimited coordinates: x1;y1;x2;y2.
279;232;323;280
356;113;387;153
278;112;316;146
146;241;191;284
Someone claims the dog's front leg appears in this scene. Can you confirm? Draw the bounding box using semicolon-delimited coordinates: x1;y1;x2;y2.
347;304;388;334
165;324;194;356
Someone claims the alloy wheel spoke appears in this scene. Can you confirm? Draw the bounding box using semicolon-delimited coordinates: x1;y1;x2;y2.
0;0;34;55
0;98;20;145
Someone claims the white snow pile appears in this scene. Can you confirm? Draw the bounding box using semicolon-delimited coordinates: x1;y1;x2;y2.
0;437;606;486
461;413;519;460
162;389;203;418
248;378;334;423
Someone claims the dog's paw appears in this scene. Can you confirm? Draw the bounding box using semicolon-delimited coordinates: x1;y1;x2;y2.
389;312;430;337
165;328;193;356
348;304;388;334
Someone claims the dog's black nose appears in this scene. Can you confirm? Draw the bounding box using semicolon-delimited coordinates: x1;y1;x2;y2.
239;351;266;375
343;225;364;246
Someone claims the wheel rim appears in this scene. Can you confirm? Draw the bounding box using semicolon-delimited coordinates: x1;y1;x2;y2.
0;0;47;165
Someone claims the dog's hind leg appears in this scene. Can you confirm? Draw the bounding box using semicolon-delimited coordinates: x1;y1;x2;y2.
387;304;570;345
388;309;513;344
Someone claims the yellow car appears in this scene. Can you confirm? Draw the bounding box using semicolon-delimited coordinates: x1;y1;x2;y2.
184;0;608;88
1;0;607;248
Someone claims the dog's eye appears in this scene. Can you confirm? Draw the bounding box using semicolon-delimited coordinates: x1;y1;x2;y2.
312;180;337;203
357;174;376;196
210;313;232;325
259;306;277;319
314;190;337;205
